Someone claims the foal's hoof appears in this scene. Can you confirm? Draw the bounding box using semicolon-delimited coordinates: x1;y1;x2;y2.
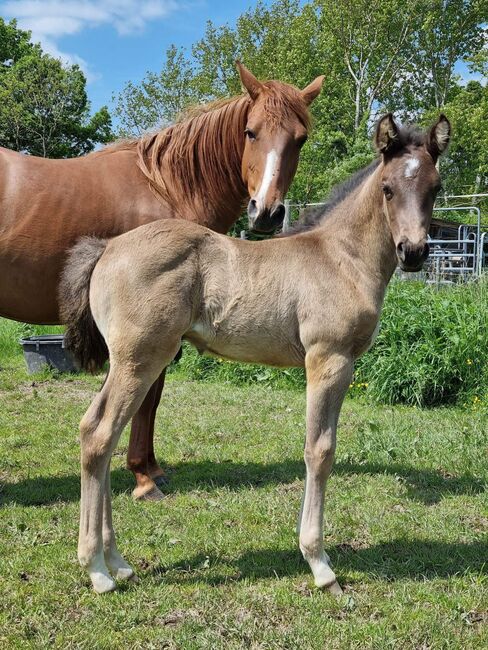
115;567;137;581
152;473;170;488
327;580;344;597
132;484;165;502
91;573;116;594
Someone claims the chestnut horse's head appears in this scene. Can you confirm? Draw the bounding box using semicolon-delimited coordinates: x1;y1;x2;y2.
237;62;324;232
374;113;451;272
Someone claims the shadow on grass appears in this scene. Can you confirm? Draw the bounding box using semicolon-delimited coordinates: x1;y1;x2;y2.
149;539;488;586
0;458;484;506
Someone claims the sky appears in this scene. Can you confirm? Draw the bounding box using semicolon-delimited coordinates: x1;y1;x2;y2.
0;1;484;125
0;0;260;116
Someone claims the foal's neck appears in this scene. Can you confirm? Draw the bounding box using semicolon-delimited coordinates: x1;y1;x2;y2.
331;164;397;290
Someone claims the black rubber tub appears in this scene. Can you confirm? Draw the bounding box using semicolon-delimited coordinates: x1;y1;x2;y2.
20;335;80;374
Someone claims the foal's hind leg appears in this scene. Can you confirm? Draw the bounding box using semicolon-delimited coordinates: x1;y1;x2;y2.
299;348;353;595
102;466;137;582
78;344;179;592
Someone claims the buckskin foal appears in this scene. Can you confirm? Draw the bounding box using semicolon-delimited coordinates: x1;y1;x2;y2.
0;62;324;500
60;114;450;593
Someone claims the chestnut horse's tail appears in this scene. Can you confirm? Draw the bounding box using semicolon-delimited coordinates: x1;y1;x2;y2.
59;237;109;373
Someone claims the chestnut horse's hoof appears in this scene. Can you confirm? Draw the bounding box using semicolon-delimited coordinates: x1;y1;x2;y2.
132;484;165;501
152;473;169;488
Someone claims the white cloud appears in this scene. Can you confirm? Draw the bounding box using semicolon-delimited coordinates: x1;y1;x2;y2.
1;1;180;81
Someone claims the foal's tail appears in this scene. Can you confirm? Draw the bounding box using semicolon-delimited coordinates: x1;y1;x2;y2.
59;237;109;373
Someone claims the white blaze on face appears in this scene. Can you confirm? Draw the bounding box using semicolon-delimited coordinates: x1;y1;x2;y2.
255;149;278;209
404;157;420;178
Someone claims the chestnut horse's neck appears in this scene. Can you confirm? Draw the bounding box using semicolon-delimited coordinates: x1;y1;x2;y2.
128;96;251;231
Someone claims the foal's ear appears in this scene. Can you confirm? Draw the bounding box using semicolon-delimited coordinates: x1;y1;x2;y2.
301;75;325;105
427;114;451;161
374;113;400;154
236;60;264;101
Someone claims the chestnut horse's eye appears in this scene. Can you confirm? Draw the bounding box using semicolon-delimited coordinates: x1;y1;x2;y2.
245;128;256;140
297;135;308;148
382;185;393;200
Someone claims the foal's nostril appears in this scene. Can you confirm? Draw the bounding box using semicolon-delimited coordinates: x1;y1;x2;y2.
396;240;406;261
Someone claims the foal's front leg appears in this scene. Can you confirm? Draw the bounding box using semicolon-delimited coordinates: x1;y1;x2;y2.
299;348;352;594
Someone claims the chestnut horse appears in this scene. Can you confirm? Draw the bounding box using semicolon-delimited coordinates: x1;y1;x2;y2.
0;62;324;500
60;114;450;593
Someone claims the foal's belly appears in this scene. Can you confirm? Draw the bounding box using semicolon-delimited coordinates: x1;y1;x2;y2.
184;323;305;368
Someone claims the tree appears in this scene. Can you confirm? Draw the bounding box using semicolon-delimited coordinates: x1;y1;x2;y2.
432;81;488;195
113;45;196;136
388;0;487;120
0;18;112;157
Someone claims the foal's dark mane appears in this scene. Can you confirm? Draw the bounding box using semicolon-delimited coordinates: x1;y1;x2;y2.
283;124;428;236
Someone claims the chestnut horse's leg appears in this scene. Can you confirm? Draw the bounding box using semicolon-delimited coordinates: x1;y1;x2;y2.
146;370;167;484
127;371;167;502
298;348;353;596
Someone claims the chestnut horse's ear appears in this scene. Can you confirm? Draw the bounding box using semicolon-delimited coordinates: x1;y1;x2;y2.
236;60;264;101
301;75;325;105
427;114;451;161
374;113;400;154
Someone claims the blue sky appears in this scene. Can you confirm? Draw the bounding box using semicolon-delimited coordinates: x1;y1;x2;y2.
0;1;260;115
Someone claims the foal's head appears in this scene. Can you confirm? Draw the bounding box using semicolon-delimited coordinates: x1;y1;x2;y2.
375;113;451;272
237;62;324;232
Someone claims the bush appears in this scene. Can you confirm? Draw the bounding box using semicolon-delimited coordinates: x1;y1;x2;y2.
355;279;488;406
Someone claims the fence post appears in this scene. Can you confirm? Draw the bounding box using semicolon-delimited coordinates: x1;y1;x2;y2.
283;199;291;232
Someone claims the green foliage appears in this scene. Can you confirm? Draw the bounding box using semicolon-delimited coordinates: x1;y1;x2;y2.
114;45;196;136
355;279;488;406
0;18;112;157
431;81;488;196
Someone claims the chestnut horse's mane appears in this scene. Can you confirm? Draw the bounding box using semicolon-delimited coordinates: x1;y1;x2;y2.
99;81;311;214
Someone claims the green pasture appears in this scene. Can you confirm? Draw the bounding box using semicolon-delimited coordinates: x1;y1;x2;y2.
0;325;486;649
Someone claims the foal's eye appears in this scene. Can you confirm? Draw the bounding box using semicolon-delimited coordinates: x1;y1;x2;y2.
297;135;308;148
382;185;394;200
244;128;256;141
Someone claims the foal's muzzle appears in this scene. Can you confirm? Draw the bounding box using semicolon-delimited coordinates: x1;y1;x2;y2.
397;238;430;272
248;200;286;233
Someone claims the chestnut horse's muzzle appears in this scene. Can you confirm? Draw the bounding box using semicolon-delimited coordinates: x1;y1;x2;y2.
397;238;430;272
248;200;286;233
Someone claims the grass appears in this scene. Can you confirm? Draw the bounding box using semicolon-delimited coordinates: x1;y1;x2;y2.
0;353;486;649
